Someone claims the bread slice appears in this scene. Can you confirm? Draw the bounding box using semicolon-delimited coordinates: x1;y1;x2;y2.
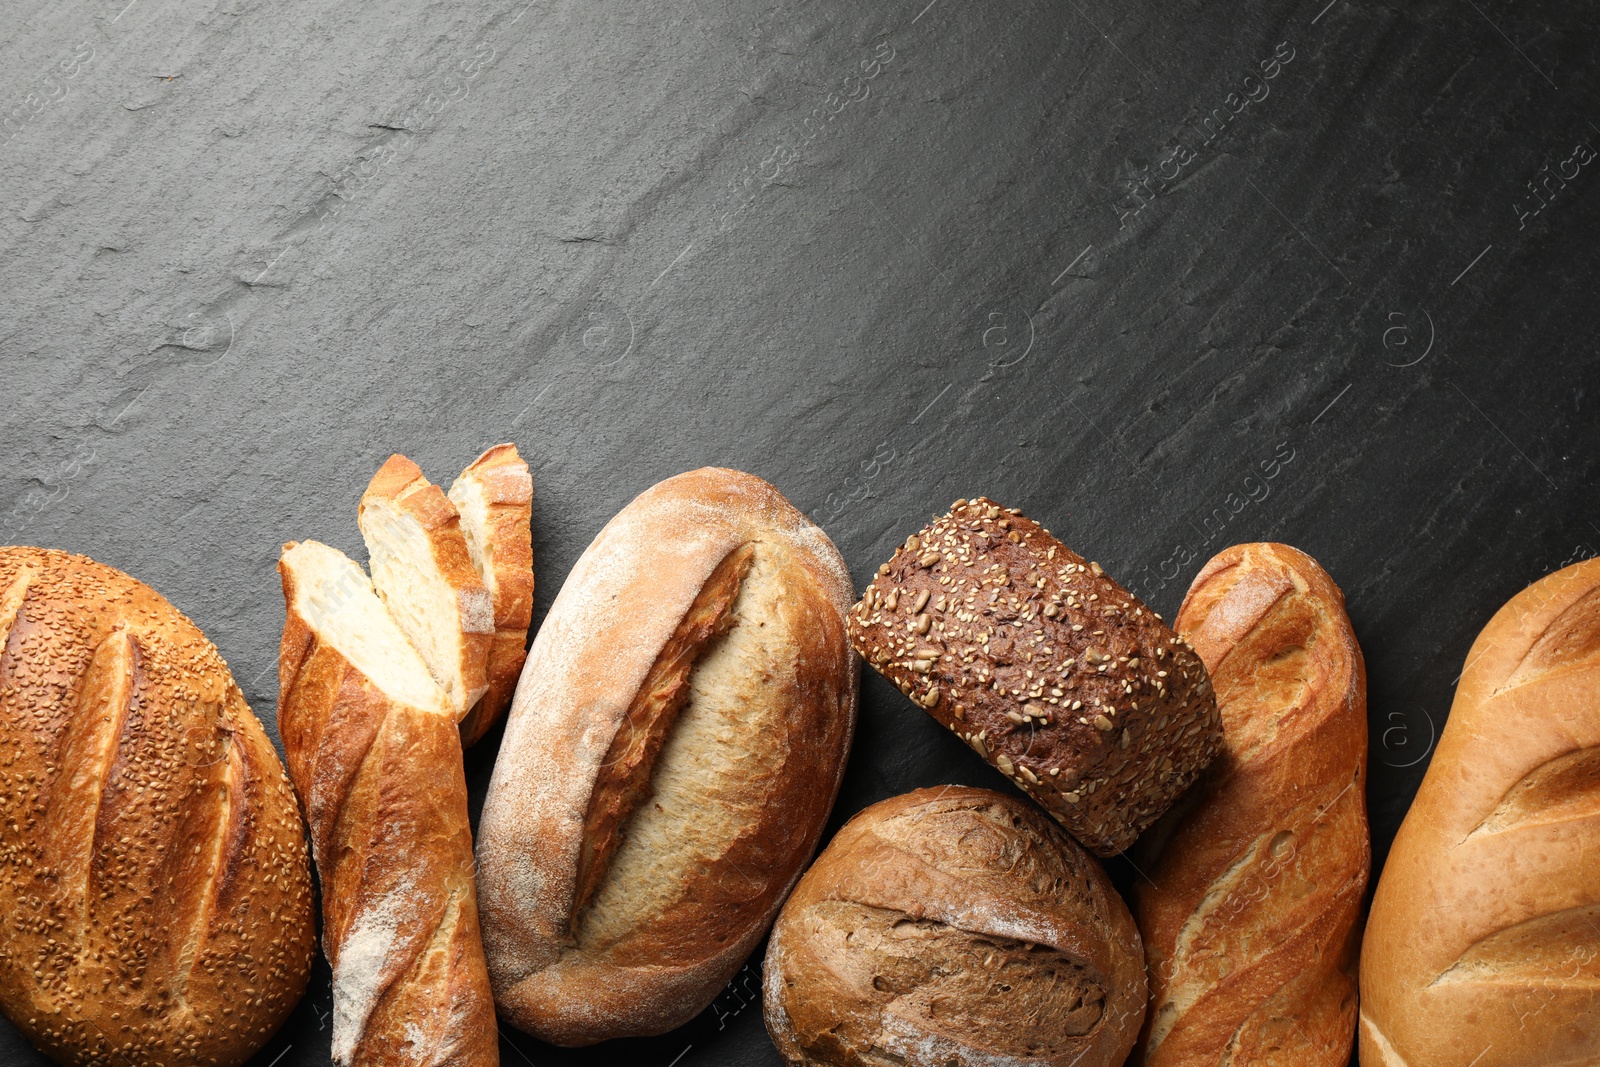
448;443;534;747
358;454;493;720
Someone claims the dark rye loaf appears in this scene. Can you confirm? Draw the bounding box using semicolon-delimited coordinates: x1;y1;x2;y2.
847;497;1222;855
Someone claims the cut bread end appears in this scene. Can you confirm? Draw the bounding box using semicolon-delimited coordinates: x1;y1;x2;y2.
449;443;534;746
360;455;492;720
280;540;450;715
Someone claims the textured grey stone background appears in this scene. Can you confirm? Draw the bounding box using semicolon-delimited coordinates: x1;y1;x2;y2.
3;0;1596;1062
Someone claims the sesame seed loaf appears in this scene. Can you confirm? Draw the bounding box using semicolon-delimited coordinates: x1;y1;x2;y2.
0;546;315;1067
847;497;1222;855
762;786;1147;1067
476;468;858;1046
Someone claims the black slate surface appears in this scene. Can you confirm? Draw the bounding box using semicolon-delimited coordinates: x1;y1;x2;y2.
3;0;1598;1062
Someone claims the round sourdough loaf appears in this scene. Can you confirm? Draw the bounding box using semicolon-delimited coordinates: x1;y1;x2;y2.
475;467;858;1046
0;547;315;1066
763;786;1147;1067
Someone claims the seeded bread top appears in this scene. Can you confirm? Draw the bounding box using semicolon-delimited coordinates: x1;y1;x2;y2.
847;497;1221;855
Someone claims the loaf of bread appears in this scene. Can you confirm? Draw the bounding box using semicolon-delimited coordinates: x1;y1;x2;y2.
359;454;493;719
848;497;1222;855
763;786;1147;1067
1131;543;1369;1065
0;546;315;1066
278;539;497;1066
475;467;857;1046
1360;558;1600;1067
448;444;534;747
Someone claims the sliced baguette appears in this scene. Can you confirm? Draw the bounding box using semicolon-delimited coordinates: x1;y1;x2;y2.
448;443;534;747
359;453;493;720
277;540;497;1065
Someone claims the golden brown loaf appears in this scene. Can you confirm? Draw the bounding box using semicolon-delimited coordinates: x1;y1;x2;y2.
847;497;1222;855
448;444;534;747
0;546;315;1066
358;454;493;720
278;540;497;1067
763;786;1147;1067
1360;558;1600;1067
1131;543;1369;1065
475;467;858;1046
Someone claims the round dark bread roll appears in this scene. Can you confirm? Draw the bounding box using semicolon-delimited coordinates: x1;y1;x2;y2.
763;786;1146;1067
0;547;315;1066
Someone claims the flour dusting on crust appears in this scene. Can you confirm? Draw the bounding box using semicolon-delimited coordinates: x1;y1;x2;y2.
331;881;410;1065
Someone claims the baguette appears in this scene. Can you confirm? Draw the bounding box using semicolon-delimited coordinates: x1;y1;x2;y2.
848;497;1222;855
448;444;534;747
1131;543;1369;1065
1360;558;1600;1067
0;546;314;1067
763;786;1147;1067
278;539;497;1067
476;467;857;1046
359;454;493;719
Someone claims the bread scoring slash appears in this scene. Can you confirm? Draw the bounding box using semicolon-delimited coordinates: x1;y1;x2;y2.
848;497;1222;855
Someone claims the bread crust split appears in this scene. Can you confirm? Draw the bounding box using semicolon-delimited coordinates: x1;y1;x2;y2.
1131;543;1369;1066
762;786;1147;1067
848;497;1223;856
0;547;315;1067
448;443;534;748
359;454;493;720
1360;557;1600;1067
475;467;858;1046
278;540;498;1067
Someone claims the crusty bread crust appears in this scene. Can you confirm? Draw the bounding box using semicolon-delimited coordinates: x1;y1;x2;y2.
763;787;1147;1067
448;444;534;748
0;546;314;1067
359;454;492;720
278;540;498;1067
476;467;857;1046
1131;543;1369;1065
848;497;1222;856
1360;557;1600;1067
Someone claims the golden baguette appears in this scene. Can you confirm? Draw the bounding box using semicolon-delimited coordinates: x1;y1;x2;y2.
278;540;497;1067
1132;542;1368;1065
